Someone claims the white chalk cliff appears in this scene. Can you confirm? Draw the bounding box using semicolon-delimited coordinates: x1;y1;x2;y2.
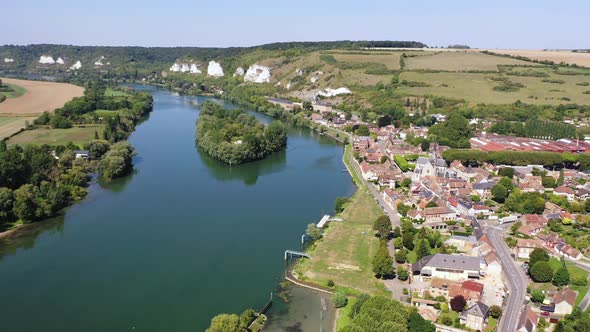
56;57;65;65
234;67;245;76
94;56;105;66
39;55;56;64
207;61;224;77
244;64;271;83
4;58;15;63
69;61;82;70
317;87;352;97
190;64;202;74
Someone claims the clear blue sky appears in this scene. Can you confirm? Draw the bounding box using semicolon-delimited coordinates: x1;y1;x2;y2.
2;0;588;49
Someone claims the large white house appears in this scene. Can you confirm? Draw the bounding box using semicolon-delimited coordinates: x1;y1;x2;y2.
412;254;481;281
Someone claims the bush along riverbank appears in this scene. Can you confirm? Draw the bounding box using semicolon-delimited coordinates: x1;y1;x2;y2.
196;100;287;165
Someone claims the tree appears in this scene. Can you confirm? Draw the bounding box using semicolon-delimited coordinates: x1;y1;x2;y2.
490;305;502;319
12;184;37;223
530;261;554;283
373;215;392;238
348;293;370;319
425;201;438;208
397;266;409;281
0;187;14;222
393;226;401;238
402;231;415;250
498;177;515;191
395;248;407;263
416;239;431;260
334;196;348;213
420;140;430;152
206;313;241;332
408;311;435;332
397;202;411;217
529;248;550;267
354;125;370;136
372;241;395;279
530;289;545;303
306;223;322;241
239;309;256;329
498;167;515;178
450;295;467;312
553;258;570;287
491;184;508;203
333;291;348;308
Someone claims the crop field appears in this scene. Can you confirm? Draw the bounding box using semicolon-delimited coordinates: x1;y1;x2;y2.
8;125;102;146
485;49;590;68
405;51;531;71
0;116;37;139
0;83;27;99
330;51;402;69
0;77;84;114
398;71;590;105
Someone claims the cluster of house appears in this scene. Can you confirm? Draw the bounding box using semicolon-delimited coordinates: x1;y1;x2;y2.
517;287;578;332
409;230;506;330
514;214;582;261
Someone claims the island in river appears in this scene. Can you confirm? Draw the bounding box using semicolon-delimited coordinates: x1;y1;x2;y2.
196;100;287;165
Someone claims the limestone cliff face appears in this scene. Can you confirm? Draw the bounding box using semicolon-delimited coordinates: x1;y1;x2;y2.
234;67;245;76
317;87;352;97
69;61;82;70
39;55;56;64
3;58;15;63
170;61;202;74
190;64;202;74
94;56;106;66
207;61;224;77
56;57;65;65
244;64;271;83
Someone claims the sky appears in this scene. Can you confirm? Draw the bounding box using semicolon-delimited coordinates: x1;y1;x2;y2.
1;0;589;49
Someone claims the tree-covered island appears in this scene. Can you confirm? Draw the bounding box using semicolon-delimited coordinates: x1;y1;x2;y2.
196;101;287;165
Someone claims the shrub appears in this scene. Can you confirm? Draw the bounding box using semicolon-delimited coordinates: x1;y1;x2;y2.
327;279;335;287
530;261;554;283
450;295;466;312
490;305;502;319
333;291;348;308
531;289;544;303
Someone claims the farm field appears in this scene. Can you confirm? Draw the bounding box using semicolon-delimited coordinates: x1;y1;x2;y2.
484;49;590;68
0;116;37;139
405;51;531;71
8;125;102;146
0;83;27;99
0;77;84;114
397;71;590;105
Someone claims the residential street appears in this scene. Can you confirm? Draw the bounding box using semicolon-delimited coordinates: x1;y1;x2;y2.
486;225;527;332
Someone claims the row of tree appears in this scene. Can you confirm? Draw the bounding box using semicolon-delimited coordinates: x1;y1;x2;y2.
196;101;287;165
443;149;590;169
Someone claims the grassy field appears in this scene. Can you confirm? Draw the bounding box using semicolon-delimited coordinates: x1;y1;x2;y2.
330;51;402;69
8;125;102;146
105;88;130;97
0;116;37;139
298;187;388;295
397;71;590;105
547;257;589;307
405;51;530;71
0;83;27;98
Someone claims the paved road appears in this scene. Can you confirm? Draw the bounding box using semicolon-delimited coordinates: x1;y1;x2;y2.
486;225;527;332
347;150;400;227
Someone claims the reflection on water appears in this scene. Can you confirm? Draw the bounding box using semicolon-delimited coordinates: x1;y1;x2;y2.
0;215;65;260
198;146;287;186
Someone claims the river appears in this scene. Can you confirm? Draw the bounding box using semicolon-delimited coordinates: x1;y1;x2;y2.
0;84;354;331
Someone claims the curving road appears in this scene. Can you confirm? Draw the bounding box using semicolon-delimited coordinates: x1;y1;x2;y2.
486;225;527;332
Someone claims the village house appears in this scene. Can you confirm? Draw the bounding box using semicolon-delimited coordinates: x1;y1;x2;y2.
428;278;458;299
517;222;543;237
483;250;502;277
74;150;90;159
472;180;496;199
553;287;577;315
554;185;576;202
517;306;538;332
519;175;544;192
267;97;296;111
461;301;489;331
449;280;484;303
412;254;481;281
555;243;582;260
445;235;477;252
423;206;456;224
515;239;542;259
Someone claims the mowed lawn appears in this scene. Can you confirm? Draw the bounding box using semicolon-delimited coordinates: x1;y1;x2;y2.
0;116;37;139
8;125;102;146
1;83;27;98
397;71;590;105
405;51;530;71
299;189;388;295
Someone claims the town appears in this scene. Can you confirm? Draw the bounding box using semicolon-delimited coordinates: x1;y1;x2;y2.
271;96;590;332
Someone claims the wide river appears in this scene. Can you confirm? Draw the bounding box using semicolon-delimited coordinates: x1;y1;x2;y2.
0;85;354;331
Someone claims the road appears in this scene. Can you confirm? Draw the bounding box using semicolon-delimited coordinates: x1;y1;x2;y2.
486;225;527;332
346;149;400;227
